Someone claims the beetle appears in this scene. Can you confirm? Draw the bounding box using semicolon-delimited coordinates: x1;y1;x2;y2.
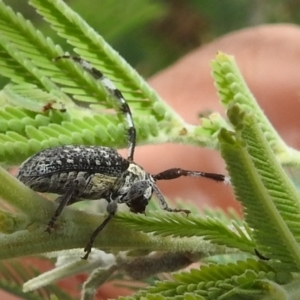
17;56;229;259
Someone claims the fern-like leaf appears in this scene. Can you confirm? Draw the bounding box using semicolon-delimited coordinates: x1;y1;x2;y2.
116;212;255;255
209;52;300;272
28;0;171;116
219;105;300;271
121;259;278;300
211;52;300;165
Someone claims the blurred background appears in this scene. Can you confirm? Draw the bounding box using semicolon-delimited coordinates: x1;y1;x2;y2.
2;0;300;85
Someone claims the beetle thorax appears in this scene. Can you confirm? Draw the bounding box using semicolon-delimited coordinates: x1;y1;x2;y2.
113;162;154;202
124;162;153;187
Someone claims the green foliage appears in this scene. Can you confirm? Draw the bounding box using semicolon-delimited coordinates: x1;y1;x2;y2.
0;0;222;166
220;107;300;271
116;212;255;254
0;1;300;300
213;53;300;271
122;259;278;300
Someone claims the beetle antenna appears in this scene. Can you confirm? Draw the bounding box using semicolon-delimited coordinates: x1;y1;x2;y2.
153;168;230;184
54;55;136;161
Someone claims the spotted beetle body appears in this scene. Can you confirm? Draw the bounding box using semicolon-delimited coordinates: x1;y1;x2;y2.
17;145;154;212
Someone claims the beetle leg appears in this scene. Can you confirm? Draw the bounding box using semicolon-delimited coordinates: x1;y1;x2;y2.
83;200;118;259
46;176;87;232
46;185;76;233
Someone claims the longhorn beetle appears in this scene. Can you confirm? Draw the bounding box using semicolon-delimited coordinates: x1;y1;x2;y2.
17;56;230;259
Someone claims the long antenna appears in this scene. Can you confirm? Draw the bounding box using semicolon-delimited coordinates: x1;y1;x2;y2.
153;168;230;184
54;55;136;161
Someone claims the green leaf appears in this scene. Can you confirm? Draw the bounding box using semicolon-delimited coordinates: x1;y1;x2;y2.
116;212;255;255
211;52;300;166
28;0;180;119
219;105;300;271
124;259;276;300
0;1;70;98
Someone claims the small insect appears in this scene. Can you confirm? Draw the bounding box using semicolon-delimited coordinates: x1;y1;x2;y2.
42;101;66;113
17;56;229;259
42;102;54;113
